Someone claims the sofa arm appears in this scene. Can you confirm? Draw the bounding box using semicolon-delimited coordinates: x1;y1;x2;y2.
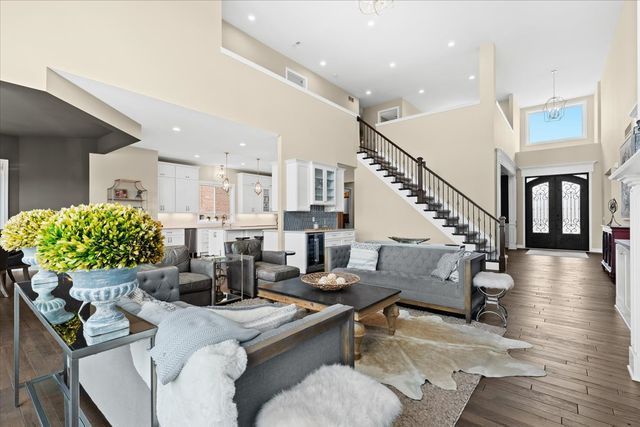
136;265;180;302
459;253;486;322
190;258;214;278
326;245;351;271
236;304;354;426
262;251;287;265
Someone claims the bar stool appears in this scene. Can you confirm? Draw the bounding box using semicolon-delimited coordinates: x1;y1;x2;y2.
473;271;514;327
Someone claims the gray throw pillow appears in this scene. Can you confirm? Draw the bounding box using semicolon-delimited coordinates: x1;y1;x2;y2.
149;307;260;384
347;242;382;271
430;250;465;281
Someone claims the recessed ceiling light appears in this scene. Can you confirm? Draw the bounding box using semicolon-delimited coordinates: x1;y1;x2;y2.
239;142;247;147
241;162;246;166
468;75;476;80
248;14;256;22
194;154;200;158
448;40;456;47
367;20;375;27
418;89;425;94
389;62;396;68
171;126;181;132
365;90;372;95
320;60;327;67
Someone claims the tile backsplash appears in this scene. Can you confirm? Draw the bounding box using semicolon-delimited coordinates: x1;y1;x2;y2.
284;205;338;230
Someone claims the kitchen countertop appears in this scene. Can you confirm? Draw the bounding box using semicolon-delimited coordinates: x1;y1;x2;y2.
283;229;355;233
163;225;277;231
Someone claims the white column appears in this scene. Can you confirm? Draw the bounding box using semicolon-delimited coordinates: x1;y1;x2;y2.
611;153;640;382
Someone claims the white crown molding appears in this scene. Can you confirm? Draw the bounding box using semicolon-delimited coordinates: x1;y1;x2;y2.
220;47;358;118
519;161;597;177
611;151;640;187
496;148;516;175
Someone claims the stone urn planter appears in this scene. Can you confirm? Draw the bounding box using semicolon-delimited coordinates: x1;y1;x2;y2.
21;247;74;325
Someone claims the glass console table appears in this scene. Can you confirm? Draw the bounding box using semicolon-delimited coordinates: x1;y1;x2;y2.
13;276;158;427
202;255;245;306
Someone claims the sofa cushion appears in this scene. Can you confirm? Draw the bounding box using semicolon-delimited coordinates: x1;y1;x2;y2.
255;262;300;282
346;242;381;271
377;245;460;276
430;250;464;281
232;239;262;261
161;246;190;273
178;272;211;293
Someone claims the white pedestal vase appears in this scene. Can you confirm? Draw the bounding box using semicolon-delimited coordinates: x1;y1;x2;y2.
67;267;138;344
21;247;74;325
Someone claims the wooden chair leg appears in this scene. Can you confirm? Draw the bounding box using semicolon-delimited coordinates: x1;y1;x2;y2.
0;270;8;298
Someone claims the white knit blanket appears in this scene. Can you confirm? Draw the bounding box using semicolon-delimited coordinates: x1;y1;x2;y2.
131;338;246;427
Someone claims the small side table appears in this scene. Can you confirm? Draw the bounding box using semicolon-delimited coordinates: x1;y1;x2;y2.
203;256;245;306
14;276;158;427
473;271;514;327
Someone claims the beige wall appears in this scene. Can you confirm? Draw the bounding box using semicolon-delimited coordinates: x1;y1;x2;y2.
515;143;603;250
0;1;359;249
355;164;454;243
402;99;421;117
520;95;597;152
89;146;159;217
221;21;359;114
599;0;637;221
494;101;518;161
361;98;423;125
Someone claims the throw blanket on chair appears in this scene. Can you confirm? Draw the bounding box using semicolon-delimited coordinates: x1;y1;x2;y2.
131;307;260;427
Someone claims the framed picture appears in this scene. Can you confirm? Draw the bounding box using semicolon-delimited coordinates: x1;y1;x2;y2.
619;124;639;219
114;188;128;199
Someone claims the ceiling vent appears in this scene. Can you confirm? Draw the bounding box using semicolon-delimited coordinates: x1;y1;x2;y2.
285;68;308;89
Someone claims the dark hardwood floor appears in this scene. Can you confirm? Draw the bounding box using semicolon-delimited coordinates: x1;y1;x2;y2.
1;250;638;426
459;250;640;427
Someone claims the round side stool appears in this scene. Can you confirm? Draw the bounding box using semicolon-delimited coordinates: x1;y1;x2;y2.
473;271;514;327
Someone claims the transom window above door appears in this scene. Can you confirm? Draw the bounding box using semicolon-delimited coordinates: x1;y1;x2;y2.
526;103;586;145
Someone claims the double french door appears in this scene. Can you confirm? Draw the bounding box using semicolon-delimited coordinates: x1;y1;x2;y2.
525;174;589;250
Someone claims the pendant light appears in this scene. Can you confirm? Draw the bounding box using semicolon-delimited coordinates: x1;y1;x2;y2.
543;69;566;122
254;158;263;196
222;152;230;193
359;0;394;15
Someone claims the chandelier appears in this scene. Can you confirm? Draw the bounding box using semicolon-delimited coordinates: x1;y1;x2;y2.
222;152;230;193
216;164;225;181
358;0;394;15
254;158;263;196
543;69;566;122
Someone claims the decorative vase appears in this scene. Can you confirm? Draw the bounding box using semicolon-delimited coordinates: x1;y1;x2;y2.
67;267;138;343
21;247;74;325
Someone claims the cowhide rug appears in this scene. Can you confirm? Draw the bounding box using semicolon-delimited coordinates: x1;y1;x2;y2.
356;310;546;400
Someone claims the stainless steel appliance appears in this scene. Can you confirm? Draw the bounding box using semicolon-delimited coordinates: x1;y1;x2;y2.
306;232;325;273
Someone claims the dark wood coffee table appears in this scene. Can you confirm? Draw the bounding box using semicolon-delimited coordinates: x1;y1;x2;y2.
258;277;400;360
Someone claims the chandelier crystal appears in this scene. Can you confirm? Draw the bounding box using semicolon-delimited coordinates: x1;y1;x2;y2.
222;152;230;193
358;0;394;15
543;69;566;122
254;158;263;196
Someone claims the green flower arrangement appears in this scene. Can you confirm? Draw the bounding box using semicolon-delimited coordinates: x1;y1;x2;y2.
0;209;57;251
37;204;164;272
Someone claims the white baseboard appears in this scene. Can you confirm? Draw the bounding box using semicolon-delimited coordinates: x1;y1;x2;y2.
589;248;603;253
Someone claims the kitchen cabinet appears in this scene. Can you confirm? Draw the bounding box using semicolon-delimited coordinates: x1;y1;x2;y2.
175;178;199;213
162;228;185;246
195;228;273;256
158;176;175;213
324;230;356;247
237;173;272;213
615;240;631;329
158;162;199;213
285;159;344;211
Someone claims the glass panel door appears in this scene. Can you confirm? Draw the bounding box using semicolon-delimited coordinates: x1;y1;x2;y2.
326;169;335;204
531;182;549;233
561;180;581;234
314;168;324;203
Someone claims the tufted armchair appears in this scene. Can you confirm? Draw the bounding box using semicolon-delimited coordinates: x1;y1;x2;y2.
137;246;213;306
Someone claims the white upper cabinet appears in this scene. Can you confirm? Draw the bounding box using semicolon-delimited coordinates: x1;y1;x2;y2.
286;160;344;211
158;162;199;213
237;173;273;213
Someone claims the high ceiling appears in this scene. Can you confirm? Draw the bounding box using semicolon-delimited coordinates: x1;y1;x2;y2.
57;71;278;172
223;0;623;111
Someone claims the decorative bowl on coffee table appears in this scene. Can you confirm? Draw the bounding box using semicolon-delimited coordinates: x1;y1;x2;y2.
301;272;360;291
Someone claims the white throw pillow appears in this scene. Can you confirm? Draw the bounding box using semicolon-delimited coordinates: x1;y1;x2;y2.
207;304;298;332
347;242;382;271
431;250;465;281
137;300;179;325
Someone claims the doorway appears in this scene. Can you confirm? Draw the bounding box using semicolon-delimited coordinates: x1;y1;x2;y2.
525;174;589;250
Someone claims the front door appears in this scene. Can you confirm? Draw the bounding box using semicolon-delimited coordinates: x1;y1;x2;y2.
525;174;589;250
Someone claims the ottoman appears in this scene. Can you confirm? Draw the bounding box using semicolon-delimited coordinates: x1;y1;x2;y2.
473;271;514;327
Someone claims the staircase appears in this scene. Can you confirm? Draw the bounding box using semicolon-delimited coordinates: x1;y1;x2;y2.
357;117;506;272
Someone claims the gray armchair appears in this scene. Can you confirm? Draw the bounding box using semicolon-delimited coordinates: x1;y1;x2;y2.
224;239;300;298
137;245;213;306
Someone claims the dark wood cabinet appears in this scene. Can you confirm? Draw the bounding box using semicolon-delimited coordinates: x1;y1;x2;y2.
601;225;630;281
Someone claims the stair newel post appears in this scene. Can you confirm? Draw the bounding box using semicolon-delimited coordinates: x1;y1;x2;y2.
416;157;425;203
499;216;507;272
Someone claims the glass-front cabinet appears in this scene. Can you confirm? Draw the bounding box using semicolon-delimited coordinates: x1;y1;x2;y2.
311;164;337;205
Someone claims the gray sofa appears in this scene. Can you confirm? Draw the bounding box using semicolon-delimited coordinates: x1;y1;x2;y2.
224;239;300;298
138;245;213;306
327;244;485;322
79;277;354;427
